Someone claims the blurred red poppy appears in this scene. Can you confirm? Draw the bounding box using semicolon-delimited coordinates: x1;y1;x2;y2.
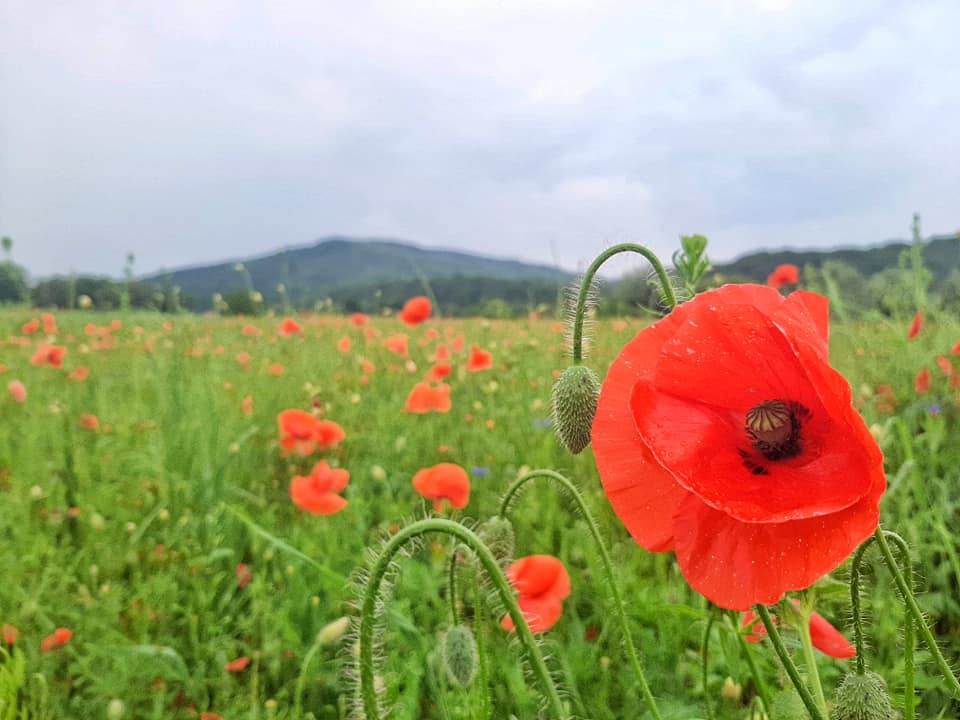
2;624;18;646
22;319;39;335
79;413;100;430
384;334;409;357
31;345;67;368
766;264;799;289
350;313;369;326
40;627;72;652
915;367;931;394
337;336;352;352
42;313;57;335
467;345;493;372
290;460;349;515
8;380;26;403
425;363;452;382
404;382;451;413
224;656;251;672
68;366;89;382
235;563;252;589
399;296;432;326
278;409;320;456
501;555;570;633
412;463;469;511
592;285;885;610
278;318;303;336
907;310;923;340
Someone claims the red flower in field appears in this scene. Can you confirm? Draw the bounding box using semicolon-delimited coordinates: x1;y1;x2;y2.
451;335;465;353
350;313;369;326
68;366;89;382
384;334;409;358
8;380;26;403
412;463;470;511
79;413;100;430
278;317;303;336
278;409;321;456
337;336;352;353
22;319;39;335
951;339;960;355
241;395;254;416
434;344;450;361
268;362;284;376
937;355;952;376
467;345;493;372
742;603;855;659
360;358;376;374
501;555;570;633
236;351;251;366
915;367;931;394
766;264;800;289
592;285;885;610
224;656;251;672
315;420;346;450
40;627;72;652
404;382;451;414
2;624;18;646
398;296;432;326
31;344;67;368
425;363;452;382
290;460;349;515
235;563;252;589
907;310;923;340
42;313;57;335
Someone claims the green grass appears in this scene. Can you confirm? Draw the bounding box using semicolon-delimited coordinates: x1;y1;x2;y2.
0;309;958;719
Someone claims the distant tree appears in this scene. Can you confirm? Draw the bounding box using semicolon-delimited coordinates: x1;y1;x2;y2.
0;262;28;303
1;236;12;260
223;289;260;316
32;278;72;308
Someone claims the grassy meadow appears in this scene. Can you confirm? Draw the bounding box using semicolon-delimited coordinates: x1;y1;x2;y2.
1;306;959;719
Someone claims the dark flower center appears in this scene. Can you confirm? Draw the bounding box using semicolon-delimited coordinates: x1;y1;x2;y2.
744;399;808;462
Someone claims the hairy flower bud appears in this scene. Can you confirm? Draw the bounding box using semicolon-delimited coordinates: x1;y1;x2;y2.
551;365;600;454
478;515;515;568
830;672;895;720
441;625;478;687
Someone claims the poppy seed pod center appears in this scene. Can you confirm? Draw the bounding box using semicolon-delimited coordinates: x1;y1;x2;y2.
745;399;808;461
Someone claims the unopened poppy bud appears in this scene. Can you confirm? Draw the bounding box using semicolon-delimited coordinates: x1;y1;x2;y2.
441;625;478;687
478;515;515;567
830;671;895;720
769;689;809;719
550;365;600;454
318;616;350;645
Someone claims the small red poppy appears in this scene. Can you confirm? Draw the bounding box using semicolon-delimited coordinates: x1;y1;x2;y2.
30;345;67;368
915;367;931;394
2;623;18;646
907;310;923;340
766;264;800;289
68;366;89;382
22;319;39;335
40;627;72;652
79;413;100;430
467;345;493;372
384;334;409;357
501;555;570;634
404;382;451;414
412;463;470;511
399;296;432;326
235;563;252;589
350;313;369;326
8;380;26;403
278;409;320;456
224;656;251;672
936;355;952;376
290;460;349;515
337;336;352;352
742;603;855;659
592;285;885;610
425;363;452;382
278;318;303;336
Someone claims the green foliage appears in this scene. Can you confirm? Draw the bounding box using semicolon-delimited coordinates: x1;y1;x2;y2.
221;289;262;316
673;234;712;296
0;263;28;304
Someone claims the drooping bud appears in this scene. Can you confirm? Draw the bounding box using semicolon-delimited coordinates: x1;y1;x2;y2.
550;365;600;454
478;515;515;568
830;672;896;720
769;689;810;720
441;625;478;687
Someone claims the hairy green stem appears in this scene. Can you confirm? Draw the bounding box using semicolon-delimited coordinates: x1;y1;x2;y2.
731;615;771;712
873;527;959;699
500;469;662;720
473;564;491;720
448;543;459;625
754;604;826;720
701;615;716;720
794;602;828;716
571;244;677;363
357;518;567;719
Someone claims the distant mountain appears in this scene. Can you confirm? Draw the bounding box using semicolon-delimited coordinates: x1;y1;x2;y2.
713;233;960;283
144;236;570;310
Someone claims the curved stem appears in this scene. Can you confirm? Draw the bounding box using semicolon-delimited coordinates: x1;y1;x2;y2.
753;604;826;720
473;564;491;720
795;604;828;716
448;544;459;625
571;244;677;363
701;615;716;720
873;527;958;699
731;615;771;712
357;518;567;720
849;538;872;674
500;469;662;720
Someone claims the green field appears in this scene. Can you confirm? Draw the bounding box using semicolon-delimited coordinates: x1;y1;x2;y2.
1;306;958;719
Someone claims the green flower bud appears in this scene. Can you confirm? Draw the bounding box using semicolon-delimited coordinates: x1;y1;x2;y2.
478;516;515;568
551;365;600;454
830;672;896;720
441;625;478;688
769;689;810;720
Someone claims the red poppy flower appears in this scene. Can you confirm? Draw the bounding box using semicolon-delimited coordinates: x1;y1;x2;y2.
766;264;800;289
278;318;303;336
384;334;409;357
937;355;952;376
40;627;72;652
337;336;352;352
501;555;570;633
467;345;493;372
412;463;470;511
907;310;923;340
241;395;254;416
592;285;885;610
350;313;369;326
235;563;252;589
8;380;26;403
425;363;452;382
268;362;285;376
278;409;320;456
315;420;346;450
224;656;251;672
68;366;89;382
22;319;39;335
42;313;58;335
2;623;18;646
79;413;100;430
398;296;432;326
404;382;451;413
290;460;349;515
434;344;450;361
914;367;931;394
742;603;855;659
236;351;251;366
30;344;67;368
242;324;259;336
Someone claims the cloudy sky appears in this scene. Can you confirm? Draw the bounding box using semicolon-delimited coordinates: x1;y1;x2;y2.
1;0;958;278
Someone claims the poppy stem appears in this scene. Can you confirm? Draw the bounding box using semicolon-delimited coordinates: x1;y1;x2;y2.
473;564;492;720
356;518;567;720
729;613;771;713
500;469;663;720
753;604;826;720
448;543;459;625
849;540;871;675
873;527;958;700
794;601;829;716
570;244;677;364
700;614;716;720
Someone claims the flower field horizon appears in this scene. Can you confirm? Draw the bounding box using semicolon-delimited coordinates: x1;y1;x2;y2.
2;292;959;718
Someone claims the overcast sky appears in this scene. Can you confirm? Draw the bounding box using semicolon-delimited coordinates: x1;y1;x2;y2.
1;0;958;279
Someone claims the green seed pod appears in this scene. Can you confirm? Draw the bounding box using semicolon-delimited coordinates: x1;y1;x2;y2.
551;364;600;454
441;625;478;688
769;689;810;720
830;672;896;720
478;515;515;568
